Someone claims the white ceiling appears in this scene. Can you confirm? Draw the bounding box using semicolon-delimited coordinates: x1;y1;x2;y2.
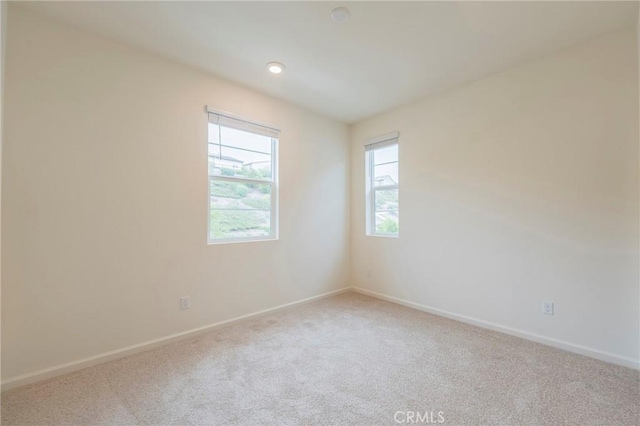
18;1;639;123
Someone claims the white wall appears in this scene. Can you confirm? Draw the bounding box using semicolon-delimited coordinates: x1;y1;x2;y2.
637;5;640;370
350;28;640;365
1;6;350;381
0;0;8;389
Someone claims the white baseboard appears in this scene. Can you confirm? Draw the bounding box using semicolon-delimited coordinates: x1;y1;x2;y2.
1;287;351;392
351;286;640;370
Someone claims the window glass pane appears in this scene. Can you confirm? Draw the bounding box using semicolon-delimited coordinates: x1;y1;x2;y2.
208;123;221;145
209;123;274;180
208;151;272;179
374;189;399;234
208;143;221;176
208;148;272;180
210;180;272;239
373;144;398;165
210;210;271;239
209;123;272;153
212;146;271;180
220;125;272;154
374;210;399;234
374;162;398;186
208;143;220;157
208;114;278;243
210;180;271;210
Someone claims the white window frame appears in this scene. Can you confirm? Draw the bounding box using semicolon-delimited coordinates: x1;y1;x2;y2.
207;107;279;245
365;132;399;237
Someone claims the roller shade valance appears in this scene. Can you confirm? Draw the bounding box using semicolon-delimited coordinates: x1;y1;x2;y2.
365;131;399;151
207;107;280;139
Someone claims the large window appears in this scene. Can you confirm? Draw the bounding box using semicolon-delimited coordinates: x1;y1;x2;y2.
365;132;399;236
208;109;279;244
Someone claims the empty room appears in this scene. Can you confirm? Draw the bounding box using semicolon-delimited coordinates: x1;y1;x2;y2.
1;1;639;425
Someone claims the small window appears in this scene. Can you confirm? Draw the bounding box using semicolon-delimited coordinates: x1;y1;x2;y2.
365;133;399;236
207;109;279;244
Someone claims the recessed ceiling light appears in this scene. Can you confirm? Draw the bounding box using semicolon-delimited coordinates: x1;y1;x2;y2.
267;62;285;74
331;7;350;23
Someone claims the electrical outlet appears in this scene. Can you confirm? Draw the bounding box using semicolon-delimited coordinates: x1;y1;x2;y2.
366;270;372;279
181;296;190;310
542;301;554;316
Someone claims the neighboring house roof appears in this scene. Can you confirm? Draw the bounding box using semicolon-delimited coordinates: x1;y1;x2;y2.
375;175;396;185
245;160;271;168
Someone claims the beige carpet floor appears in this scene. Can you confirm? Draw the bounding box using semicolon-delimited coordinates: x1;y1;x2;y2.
2;292;639;425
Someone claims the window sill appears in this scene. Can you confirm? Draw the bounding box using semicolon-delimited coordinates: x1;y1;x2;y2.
208;236;279;245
